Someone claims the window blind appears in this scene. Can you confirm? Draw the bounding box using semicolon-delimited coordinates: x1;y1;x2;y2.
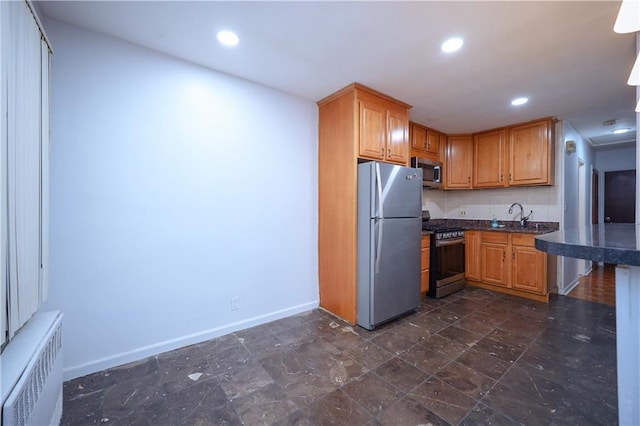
2;0;50;345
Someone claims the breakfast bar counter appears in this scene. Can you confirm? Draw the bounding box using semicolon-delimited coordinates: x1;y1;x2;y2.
535;224;640;266
535;224;640;425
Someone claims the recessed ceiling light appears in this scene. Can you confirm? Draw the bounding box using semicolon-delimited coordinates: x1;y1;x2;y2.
511;97;529;106
217;30;239;47
441;37;464;53
612;128;631;134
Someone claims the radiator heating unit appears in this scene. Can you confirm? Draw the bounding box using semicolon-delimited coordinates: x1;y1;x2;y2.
1;312;63;426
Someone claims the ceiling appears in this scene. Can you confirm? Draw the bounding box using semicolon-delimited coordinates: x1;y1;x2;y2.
38;1;638;148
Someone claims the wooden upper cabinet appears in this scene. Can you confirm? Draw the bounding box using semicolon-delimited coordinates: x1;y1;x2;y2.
358;97;410;165
473;129;508;188
426;129;440;155
509;118;554;186
410;122;441;162
439;133;447;159
359;100;387;160
411;123;427;151
445;135;473;189
386;109;409;164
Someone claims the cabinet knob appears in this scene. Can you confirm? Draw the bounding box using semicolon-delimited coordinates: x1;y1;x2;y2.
512;252;515;260
500;174;503;181
468;176;471;183
381;147;384;156
388;149;391;156
509;173;512;181
502;251;506;261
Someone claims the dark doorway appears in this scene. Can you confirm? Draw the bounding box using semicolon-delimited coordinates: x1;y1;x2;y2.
604;170;636;223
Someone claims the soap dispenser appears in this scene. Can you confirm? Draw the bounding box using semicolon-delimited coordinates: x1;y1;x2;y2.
491;216;499;228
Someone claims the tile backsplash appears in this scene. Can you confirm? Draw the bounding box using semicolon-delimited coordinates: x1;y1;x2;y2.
423;185;562;222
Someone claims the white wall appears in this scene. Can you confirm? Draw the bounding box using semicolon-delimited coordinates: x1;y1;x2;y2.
595;144;636;224
41;19;319;380
561;121;595;293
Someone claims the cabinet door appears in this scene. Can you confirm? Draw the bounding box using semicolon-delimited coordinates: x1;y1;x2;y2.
474;129;508;188
411;123;427;151
465;230;482;281
359;100;386;160
386;109;409;164
426;129;440;155
445;135;473;188
481;243;509;287
421;235;430;294
511;245;545;293
509;119;552;186
511;235;546;294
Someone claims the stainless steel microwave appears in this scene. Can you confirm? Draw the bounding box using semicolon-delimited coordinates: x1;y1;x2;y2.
411;157;442;189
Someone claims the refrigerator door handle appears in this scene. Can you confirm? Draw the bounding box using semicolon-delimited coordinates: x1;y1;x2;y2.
375;163;384;273
375;162;383;218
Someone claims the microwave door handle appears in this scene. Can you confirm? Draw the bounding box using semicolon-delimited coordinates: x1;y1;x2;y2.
434;165;442;183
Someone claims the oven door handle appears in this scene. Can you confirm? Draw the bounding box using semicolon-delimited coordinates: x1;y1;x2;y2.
435;237;465;247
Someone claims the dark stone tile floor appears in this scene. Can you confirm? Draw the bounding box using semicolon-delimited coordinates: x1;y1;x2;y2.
61;287;618;425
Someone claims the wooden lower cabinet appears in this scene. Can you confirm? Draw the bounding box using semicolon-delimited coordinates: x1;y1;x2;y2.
480;232;509;287
511;234;546;293
465;230;481;281
466;231;552;302
421;235;430;295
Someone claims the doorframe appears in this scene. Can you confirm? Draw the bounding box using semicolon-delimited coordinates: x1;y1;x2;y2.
592;168;598;225
577;158;588;276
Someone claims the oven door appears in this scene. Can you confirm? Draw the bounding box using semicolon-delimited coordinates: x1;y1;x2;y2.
431;237;465;291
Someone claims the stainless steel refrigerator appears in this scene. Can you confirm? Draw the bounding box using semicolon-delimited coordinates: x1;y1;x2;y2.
357;161;423;330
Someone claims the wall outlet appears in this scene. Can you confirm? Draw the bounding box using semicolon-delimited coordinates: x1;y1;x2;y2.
230;297;239;311
459;209;467;217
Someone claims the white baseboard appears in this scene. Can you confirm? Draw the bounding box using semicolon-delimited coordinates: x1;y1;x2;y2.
560;266;594;296
558;266;593;296
560;277;581;295
63;300;319;381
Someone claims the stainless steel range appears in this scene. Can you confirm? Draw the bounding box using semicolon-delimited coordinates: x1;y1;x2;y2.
423;222;466;298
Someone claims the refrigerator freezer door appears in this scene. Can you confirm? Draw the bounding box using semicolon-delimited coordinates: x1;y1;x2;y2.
357;217;421;329
358;162;423;219
375;162;422;219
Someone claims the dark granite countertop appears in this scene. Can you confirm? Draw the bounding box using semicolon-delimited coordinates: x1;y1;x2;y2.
423;219;559;235
535;224;640;266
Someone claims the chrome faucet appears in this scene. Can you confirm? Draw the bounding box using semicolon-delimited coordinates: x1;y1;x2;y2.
508;202;533;228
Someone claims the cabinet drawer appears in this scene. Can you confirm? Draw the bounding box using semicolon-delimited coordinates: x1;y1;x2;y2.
421;235;431;248
482;232;509;244
421;247;430;268
511;233;535;247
